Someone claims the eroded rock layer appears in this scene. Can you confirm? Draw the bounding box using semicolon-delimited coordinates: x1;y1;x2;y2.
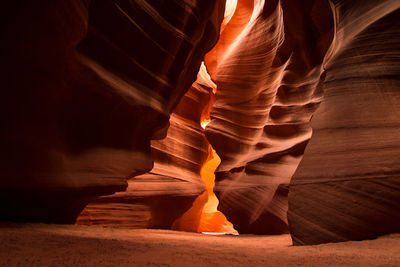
204;0;334;234
203;0;399;242
78;78;215;228
1;0;399;246
0;0;224;223
288;1;400;245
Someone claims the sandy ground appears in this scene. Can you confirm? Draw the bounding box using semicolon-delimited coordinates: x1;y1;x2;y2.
0;223;399;266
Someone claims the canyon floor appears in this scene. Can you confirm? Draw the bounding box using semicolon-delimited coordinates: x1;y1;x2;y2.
0;222;399;266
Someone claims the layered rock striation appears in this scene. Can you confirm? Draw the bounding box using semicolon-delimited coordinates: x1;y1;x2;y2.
203;0;399;244
0;0;224;223
1;0;399;246
78;77;214;228
288;0;400;245
204;0;334;234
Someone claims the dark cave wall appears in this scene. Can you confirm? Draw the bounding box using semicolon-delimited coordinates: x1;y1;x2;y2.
0;0;225;223
288;2;400;245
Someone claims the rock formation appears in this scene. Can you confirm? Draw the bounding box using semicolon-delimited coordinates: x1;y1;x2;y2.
78;76;213;229
288;0;400;245
204;0;399;244
203;0;399;243
78;4;237;233
0;0;225;223
204;0;334;234
1;0;399;246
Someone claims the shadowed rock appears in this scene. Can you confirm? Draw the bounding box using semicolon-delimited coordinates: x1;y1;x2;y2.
0;0;224;223
78;80;215;228
288;1;400;245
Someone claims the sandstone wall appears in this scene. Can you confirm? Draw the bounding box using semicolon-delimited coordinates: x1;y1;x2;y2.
0;0;224;223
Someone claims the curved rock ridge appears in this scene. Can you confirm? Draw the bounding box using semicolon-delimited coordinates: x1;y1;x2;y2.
171;62;238;234
204;0;334;234
0;0;225;223
204;0;399;244
288;1;400;245
2;0;399;247
78;74;215;228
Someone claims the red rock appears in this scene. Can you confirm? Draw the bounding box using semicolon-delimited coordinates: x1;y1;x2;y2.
200;0;400;245
204;0;333;234
0;0;224;223
77;72;217;228
1;0;399;247
288;0;400;245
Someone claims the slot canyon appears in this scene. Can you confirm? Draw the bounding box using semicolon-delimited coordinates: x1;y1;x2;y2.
0;0;400;265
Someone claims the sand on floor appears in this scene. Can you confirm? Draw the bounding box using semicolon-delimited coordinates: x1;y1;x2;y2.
0;222;399;266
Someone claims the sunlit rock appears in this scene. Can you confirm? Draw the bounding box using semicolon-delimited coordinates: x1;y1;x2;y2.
203;0;334;234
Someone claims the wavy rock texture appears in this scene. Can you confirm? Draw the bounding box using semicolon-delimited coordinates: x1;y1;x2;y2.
288;1;400;245
204;0;399;243
1;0;399;247
0;0;224;223
77;74;216;228
204;0;334;234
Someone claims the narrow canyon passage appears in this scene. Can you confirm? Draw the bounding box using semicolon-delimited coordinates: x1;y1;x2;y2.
1;0;398;251
76;0;400;241
172;64;238;234
198;119;237;234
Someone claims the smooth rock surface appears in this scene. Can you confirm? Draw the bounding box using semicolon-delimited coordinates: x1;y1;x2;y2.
0;0;224;223
1;0;399;247
204;0;334;234
78;78;216;228
288;1;400;245
201;0;399;244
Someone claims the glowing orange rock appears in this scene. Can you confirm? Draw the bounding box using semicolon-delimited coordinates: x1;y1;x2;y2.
171;191;208;232
172;60;238;234
172;140;238;235
197;144;238;235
